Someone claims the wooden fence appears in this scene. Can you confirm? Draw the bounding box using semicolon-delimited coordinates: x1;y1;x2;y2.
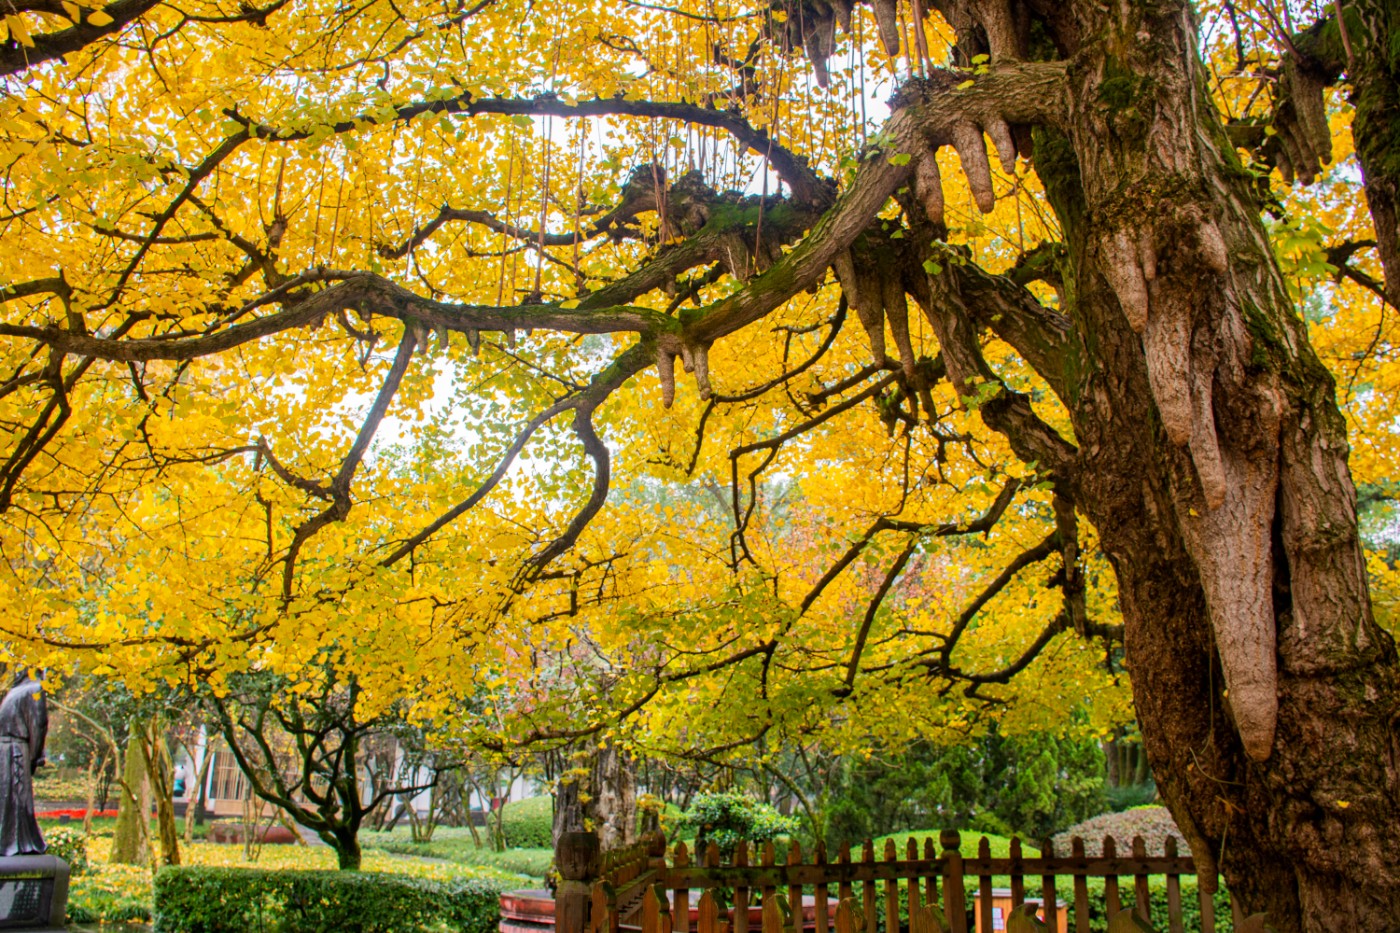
558;831;1241;933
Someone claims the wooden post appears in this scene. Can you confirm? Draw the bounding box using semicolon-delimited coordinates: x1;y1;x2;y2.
558;831;602;933
1070;837;1089;933
816;842;831;933
1164;837;1183;933
940;831;967;933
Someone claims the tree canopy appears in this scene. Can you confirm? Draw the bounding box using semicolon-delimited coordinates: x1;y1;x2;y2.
2;0;1398;925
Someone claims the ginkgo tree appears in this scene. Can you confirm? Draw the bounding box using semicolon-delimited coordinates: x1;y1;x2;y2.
1;0;1398;927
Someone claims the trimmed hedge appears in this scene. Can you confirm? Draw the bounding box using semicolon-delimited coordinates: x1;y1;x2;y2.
153;866;504;933
500;796;552;849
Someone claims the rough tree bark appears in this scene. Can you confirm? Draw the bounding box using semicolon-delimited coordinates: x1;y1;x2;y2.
883;2;1400;927
552;742;638;852
109;722;150;866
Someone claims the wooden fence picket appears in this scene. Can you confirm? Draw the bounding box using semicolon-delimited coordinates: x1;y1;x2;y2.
674;842;691;933
698;891;721;933
882;839;899;933
1132;836;1150;923
587;823;1210;933
1070;837;1090;933
761;840;777;933
735;841;751;933
1009;836;1025;907
922;837;940;916
789;841;805;933
1164;837;1183;933
976;837;993;933
835;899;855;933
643;885;662;933
837;844;853;913
906;838;921;915
940;831;967;933
1040;837;1058;932
762;895;783;933
590;882;609;933
1103;836;1121;920
860;841;877;933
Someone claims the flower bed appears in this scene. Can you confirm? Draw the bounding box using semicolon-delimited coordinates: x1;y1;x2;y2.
37;807;119;820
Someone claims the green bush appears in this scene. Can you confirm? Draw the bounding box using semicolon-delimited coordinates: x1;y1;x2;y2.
678;792;798;859
1067;877;1233;933
152;866;504;933
44;825;89;875
500;796;552;849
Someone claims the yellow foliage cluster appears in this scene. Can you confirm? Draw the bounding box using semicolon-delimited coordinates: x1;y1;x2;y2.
0;0;1392;765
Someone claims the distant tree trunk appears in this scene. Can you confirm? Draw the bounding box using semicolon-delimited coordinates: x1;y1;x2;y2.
82;748;104;837
109;726;149;865
183;744;213;846
139;717;180;866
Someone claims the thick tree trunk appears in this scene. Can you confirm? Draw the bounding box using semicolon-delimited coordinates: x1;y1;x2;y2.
1043;3;1400;927
332;826;362;870
551;743;637;852
590;743;637;851
109;728;149;866
140;718;180;866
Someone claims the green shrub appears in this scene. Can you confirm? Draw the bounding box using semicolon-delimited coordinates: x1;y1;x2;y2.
678;793;798;859
1067;877;1233;933
152;866;504;933
500;796;552;849
44;825;89;875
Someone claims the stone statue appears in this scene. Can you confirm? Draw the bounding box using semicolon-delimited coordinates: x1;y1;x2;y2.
0;671;47;858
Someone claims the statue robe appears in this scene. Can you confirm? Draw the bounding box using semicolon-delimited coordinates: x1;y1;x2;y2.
0;677;46;857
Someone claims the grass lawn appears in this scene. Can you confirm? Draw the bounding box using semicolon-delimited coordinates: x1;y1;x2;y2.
871;829;1024;858
364;826;553;878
